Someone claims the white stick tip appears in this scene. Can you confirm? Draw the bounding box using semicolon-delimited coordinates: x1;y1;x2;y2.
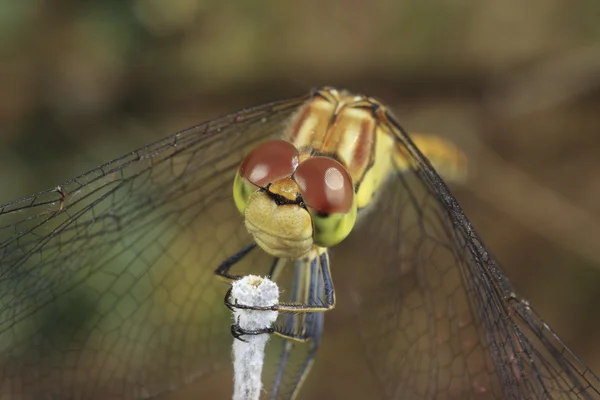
231;275;279;329
231;275;279;400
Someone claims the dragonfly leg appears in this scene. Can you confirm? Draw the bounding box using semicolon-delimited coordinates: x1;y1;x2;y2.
228;249;331;341
273;252;327;340
230;319;320;343
225;248;336;313
230;316;275;343
289;313;324;399
271;254;325;399
214;241;258;281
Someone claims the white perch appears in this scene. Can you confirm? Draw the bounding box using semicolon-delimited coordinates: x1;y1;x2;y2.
231;275;279;400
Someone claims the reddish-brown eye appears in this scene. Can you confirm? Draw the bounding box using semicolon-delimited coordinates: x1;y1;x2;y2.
239;140;299;187
294;157;354;214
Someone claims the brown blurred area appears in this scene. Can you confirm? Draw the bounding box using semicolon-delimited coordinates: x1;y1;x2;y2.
1;0;600;398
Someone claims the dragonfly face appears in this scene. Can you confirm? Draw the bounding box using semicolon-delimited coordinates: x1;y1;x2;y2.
0;86;599;400
233;138;356;258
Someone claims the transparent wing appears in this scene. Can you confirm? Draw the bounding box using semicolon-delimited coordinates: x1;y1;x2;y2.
3;91;599;400
0;94;307;399
334;113;600;399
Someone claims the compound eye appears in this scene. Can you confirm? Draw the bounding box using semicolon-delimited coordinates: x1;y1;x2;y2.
239;140;299;187
294;157;354;214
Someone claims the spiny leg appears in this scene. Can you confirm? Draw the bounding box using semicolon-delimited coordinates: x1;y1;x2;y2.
229;249;334;340
289;252;326;394
226;248;335;315
271;259;305;397
278;249;334;315
272;255;325;400
215;242;286;283
214;241;258;282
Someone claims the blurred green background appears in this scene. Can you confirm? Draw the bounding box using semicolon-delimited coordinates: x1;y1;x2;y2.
1;0;600;398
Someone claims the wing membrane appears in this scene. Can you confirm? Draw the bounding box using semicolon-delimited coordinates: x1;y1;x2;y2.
333;113;600;399
0;90;598;400
0;95;306;399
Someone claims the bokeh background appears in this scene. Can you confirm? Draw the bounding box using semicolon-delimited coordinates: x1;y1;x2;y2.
1;0;600;398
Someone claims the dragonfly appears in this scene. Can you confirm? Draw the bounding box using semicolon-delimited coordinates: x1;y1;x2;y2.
0;87;598;400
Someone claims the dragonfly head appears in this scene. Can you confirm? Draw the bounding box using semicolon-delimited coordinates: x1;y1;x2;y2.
233;140;357;258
